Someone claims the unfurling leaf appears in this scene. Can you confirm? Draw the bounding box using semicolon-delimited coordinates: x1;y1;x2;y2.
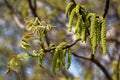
6;54;26;73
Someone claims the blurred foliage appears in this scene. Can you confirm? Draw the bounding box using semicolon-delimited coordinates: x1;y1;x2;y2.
0;0;120;80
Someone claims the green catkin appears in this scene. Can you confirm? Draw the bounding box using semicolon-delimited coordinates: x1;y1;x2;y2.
67;49;72;69
96;19;101;47
56;49;61;71
66;2;75;17
68;8;76;32
62;49;66;68
92;21;97;54
80;5;88;21
52;42;69;73
90;14;96;39
74;25;79;34
74;15;82;38
101;17;107;54
75;4;80;15
81;23;86;42
52;49;58;73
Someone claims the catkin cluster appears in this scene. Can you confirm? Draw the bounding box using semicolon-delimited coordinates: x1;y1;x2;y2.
66;2;107;54
52;42;72;73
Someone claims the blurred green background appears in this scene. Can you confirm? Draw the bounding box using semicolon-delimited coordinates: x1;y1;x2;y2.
0;0;120;80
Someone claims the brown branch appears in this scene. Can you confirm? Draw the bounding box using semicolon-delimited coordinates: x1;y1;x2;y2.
45;39;81;52
72;53;90;60
5;0;14;13
44;30;50;46
103;0;110;18
91;59;112;80
72;53;112;80
27;0;50;47
116;55;120;80
34;0;37;11
63;39;81;49
27;0;38;17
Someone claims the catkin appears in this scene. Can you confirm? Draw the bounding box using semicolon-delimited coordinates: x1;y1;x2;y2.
92;22;97;54
90;14;96;39
68;8;76;32
74;15;82;38
96;19;101;47
62;49;66;68
67;49;72;69
81;23;86;42
52;49;58;73
101;18;107;54
66;2;75;17
75;4;81;15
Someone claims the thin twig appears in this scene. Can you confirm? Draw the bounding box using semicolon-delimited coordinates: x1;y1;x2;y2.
72;53;90;60
103;0;110;18
27;0;38;17
64;39;81;49
27;0;50;47
91;58;112;80
73;53;112;80
45;39;81;52
44;29;50;46
34;0;37;11
4;0;14;13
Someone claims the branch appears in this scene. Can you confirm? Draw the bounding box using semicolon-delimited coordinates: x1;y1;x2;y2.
72;53;90;60
72;53;112;80
103;0;110;18
44;29;50;46
4;0;14;13
27;0;38;17
34;0;37;11
45;39;81;52
27;0;50;47
63;39;81;49
91;58;112;80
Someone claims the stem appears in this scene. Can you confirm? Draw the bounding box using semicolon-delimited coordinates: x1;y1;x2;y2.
44;29;50;46
72;53;113;80
91;59;112;80
27;0;38;17
103;0;110;18
45;39;81;52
